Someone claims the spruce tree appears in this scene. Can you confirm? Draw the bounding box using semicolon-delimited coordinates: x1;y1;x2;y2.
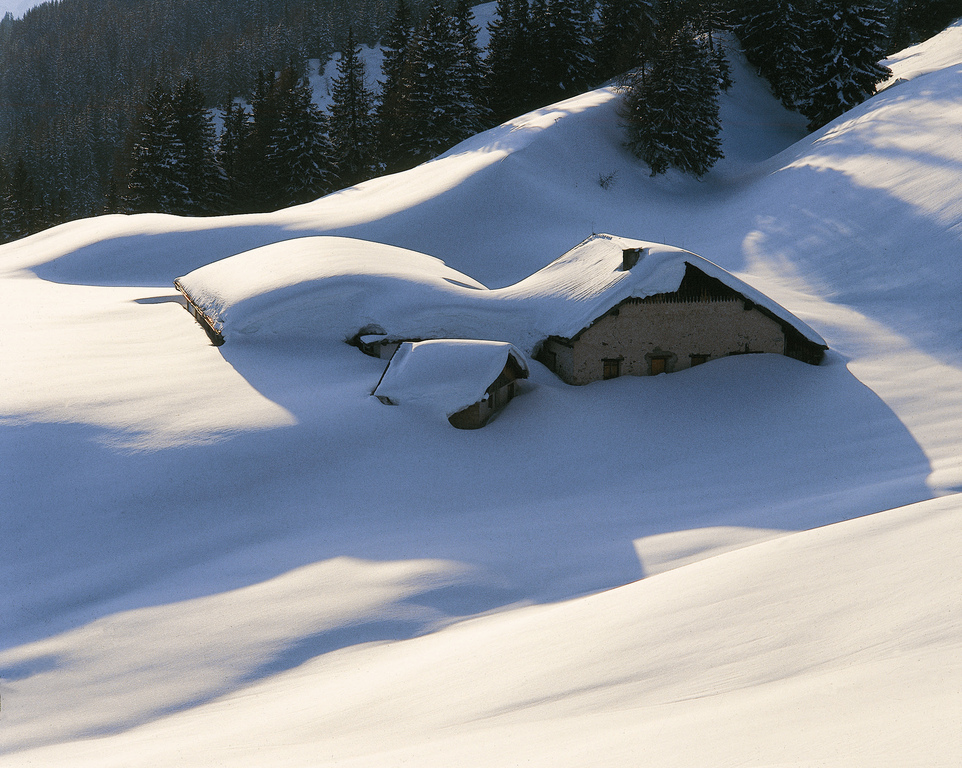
594;0;658;82
328;29;378;186
123;79;220;215
170;78;220;214
622;22;723;177
218;100;251;211
485;0;532;121
395;0;463;164
802;1;892;130
548;0;597;96
2;158;39;241
734;1;815;109
266;67;334;207
123;83;179;213
526;0;553;103
244;70;285;210
377;0;416;171
450;0;491;139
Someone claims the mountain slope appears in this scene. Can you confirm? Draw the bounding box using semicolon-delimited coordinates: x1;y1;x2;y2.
1;23;961;768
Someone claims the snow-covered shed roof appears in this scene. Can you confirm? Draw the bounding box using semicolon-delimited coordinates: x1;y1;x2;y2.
173;236;487;340
372;340;529;418
499;234;828;348
174;234;826;352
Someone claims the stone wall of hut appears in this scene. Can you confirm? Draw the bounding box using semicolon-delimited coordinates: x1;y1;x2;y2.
542;297;787;385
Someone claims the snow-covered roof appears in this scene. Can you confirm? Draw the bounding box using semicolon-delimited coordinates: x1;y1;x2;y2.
372;339;529;418
173;236;487;340
174;234;826;351
503;234;828;347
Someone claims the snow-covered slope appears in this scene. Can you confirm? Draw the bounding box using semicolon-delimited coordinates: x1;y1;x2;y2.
1;21;961;768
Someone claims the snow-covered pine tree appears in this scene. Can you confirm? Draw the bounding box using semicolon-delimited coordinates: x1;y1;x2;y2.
170;78;220;214
395;0;464;164
543;0;597;97
890;0;962;50
218;100;251;211
734;0;816;109
526;0;553;101
242;70;286;210
802;1;892;130
450;0;491;139
123;83;179;213
594;0;658;83
485;0;532;121
328;28;379;186
267;67;334;207
622;21;723;177
377;0;416;171
0;156;39;242
686;0;734;90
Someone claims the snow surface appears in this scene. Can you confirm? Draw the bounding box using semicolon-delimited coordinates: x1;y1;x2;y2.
2;16;962;768
372;339;528;418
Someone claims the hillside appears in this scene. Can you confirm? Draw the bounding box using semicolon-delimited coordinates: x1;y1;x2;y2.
1;20;961;768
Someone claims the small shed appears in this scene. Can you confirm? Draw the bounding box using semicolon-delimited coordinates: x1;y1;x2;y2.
372;340;529;429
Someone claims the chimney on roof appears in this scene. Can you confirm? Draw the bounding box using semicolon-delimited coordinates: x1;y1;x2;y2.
622;247;644;271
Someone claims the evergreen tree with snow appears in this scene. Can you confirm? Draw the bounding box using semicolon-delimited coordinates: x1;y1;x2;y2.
170;78;221;214
450;0;492;139
123;79;220;215
328;29;379;186
541;0;597;100
802;1;892;130
1;156;39;242
485;0;532;121
594;0;658;82
526;0;597;105
266;67;335;207
392;0;484;167
242;70;286;210
123;83;180;213
621;21;723;177
686;0;734;90
377;0;416;171
529;0;595;106
218;100;251;210
735;0;815;109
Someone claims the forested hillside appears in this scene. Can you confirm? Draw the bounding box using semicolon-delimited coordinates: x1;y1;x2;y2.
0;0;958;243
0;0;410;226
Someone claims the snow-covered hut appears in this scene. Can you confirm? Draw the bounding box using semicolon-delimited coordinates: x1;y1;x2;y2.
524;235;828;384
172;234;826;389
372;340;529;429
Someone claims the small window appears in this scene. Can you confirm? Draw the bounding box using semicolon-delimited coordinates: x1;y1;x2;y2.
690;354;709;367
650;357;667;375
603;358;621;380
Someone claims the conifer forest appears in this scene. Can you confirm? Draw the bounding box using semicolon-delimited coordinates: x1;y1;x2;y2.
0;0;958;243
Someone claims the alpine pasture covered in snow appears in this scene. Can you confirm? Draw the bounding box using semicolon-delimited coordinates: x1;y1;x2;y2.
2;15;962;767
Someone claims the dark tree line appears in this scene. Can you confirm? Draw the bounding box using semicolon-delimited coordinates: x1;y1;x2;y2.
0;0;430;237
1;0;958;242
